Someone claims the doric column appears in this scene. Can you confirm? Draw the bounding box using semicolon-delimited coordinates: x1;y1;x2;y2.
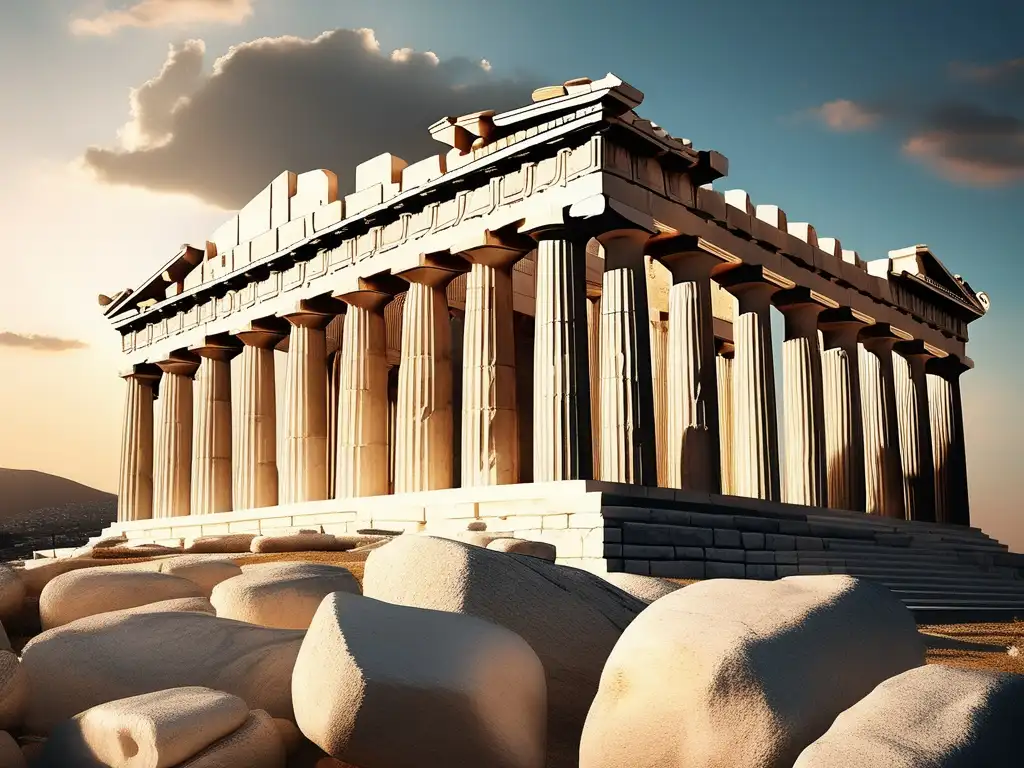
394;265;460;493
587;296;602;479
716;343;735;495
153;353;199;518
455;230;532;487
325;314;346;496
334;289;390;498
819;309;870;511
650;317;669;487
190;339;241;517
649;244;722;492
928;356;970;525
234;325;286;511
597;227;656;485
718;267;781;501
280;307;336;504
893;340;937;522
860;329;906;519
531;232;593;481
774;290;829;507
117;365;159;522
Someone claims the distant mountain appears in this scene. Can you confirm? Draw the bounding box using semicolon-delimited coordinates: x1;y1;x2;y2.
0;468;114;521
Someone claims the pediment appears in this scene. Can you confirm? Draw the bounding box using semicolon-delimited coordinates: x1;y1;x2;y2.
887;245;988;316
104;245;204;319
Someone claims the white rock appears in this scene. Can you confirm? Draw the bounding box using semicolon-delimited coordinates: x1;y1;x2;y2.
292;591;546;768
38;687;250;768
212;562;360;630
579;575;925;768
109;597;216;616
486;538;557;561
186;534;257;554
176;709;285;768
39;569;204;629
0;652;27;732
0;731;25;768
250;533;350;554
20;610;304;734
0;566;25;621
363;535;643;768
601;572;683;603
794;664;1024;767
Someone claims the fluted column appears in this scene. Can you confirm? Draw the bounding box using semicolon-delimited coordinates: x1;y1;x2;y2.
716;344;735;495
153;354;199;518
650;318;669;487
598;228;656;485
775;291;828;507
394;268;458;492
928;356;969;525
587;296;602;479
719;268;780;501
280;310;334;504
655;250;722;492
117;365;159;522
334;292;390;498
893;341;937;522
532;233;593;481
325;314;346;496
190;342;240;516
819;310;869;511
860;331;906;519
458;238;527;487
234;327;285;510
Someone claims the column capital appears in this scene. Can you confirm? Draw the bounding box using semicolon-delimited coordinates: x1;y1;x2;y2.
119;363;161;382
450;225;535;269
154;351;200;377
893;338;942;361
819;307;874;350
716;264;790;311
234;323;289;349
190;334;243;362
715;338;735;359
279;295;345;330
395;253;467;289
927;354;971;379
646;235;723;282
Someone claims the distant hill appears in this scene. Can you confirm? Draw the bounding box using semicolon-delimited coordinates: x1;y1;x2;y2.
0;468;114;521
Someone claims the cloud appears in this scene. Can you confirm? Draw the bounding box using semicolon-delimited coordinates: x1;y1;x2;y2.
0;333;88;352
71;0;253;36
950;57;1024;91
809;99;882;132
82;29;539;209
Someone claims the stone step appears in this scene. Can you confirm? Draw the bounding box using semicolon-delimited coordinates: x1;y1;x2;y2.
889;586;1024;600
899;595;1024;608
852;574;1024;591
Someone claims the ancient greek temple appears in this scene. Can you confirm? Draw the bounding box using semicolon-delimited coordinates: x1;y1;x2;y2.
99;75;1007;600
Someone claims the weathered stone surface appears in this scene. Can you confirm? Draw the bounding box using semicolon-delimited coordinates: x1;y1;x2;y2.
273;717;304;756
579;575;924;768
0;731;24;768
0;653;26;732
38;687;249;768
794;665;1024;767
186;534;258;553
486;538;557;561
363;535;643;768
292;591;546;768
20;611;303;734
112;555;242;597
0;567;25;622
212;562;360;629
601;572;683;603
0;624;8;654
111;597;216;616
39;569;204;629
251;533;351;554
176;709;286;768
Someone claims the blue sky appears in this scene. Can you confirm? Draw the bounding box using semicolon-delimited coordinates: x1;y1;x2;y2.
0;0;1021;542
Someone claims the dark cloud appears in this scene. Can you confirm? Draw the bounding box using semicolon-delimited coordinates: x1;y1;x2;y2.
83;29;540;208
71;0;252;36
0;333;88;352
806;57;1024;187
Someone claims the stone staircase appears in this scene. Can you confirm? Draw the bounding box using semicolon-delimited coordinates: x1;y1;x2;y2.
596;486;1024;623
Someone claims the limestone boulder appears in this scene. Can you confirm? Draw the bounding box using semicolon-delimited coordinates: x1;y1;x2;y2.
39;569;204;629
363;535;644;768
93;544;182;559
0;566;25;621
486;538;557;561
0;653;27;731
794;664;1024;767
292;591;547;768
250;533;351;554
579;575;925;768
20;610;304;734
112;597;216;616
18;558;108;598
0;732;25;768
212;563;360;630
601;572;683;603
125;555;243;597
176;709;285;768
37;687;250;768
186;534;258;554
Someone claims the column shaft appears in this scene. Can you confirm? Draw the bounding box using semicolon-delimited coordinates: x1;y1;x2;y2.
462;261;519;486
928;363;969;525
336;302;390;498
860;338;905;518
235;338;280;510
650;318;669;487
894;349;937;522
281;314;332;504
532;236;593;481
325;314;346;495
587;297;602;480
153;360;197;518
716;352;735;495
117;370;157;522
191;352;235;516
395;280;454;492
821;324;866;511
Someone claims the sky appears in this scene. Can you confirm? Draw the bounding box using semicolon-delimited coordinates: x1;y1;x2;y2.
1;0;1021;545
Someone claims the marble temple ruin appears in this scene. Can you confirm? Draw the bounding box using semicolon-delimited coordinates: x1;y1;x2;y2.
97;74;1002;589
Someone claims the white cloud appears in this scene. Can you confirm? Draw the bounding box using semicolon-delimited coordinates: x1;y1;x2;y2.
71;0;253;36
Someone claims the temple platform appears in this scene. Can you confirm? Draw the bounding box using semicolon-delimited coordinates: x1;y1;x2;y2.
94;481;1024;622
